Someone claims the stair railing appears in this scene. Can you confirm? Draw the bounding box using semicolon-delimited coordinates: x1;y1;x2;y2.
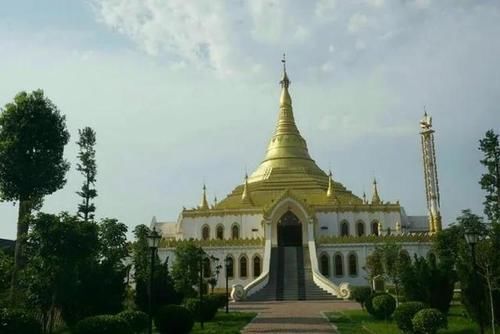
241;238;272;298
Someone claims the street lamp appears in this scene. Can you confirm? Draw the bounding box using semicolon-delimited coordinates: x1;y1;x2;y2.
147;227;162;334
224;256;231;313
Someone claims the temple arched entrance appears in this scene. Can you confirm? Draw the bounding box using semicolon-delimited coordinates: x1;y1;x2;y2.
277;211;303;246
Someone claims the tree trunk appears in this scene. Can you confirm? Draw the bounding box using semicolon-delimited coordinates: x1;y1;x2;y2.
10;198;32;304
486;273;496;334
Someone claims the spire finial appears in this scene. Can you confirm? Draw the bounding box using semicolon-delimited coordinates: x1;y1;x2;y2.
326;170;336;200
371;178;381;204
241;173;254;205
280;53;290;89
199;183;209;210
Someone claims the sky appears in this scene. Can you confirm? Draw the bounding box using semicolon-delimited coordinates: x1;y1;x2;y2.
0;0;499;239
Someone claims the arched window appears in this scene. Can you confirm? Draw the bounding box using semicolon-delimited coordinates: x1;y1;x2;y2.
202;225;210;240
334;253;344;277
226;256;234;279
232;224;240;240
320;253;330;276
340;221;349;236
356;221;365;237
371;221;379;236
239;255;248;278
348;253;358;276
253;256;261;277
203;257;211;277
216;224;224;240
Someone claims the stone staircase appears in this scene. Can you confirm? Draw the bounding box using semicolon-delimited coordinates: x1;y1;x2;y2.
247;246;337;301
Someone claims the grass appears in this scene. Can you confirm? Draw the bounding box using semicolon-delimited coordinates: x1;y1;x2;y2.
327;305;481;334
190;311;257;334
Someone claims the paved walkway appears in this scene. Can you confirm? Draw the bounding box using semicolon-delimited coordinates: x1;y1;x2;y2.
231;300;360;333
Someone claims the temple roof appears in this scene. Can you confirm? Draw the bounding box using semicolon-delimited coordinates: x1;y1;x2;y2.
207;58;363;211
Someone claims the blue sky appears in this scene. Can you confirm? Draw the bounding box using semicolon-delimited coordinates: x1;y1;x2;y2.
0;0;499;239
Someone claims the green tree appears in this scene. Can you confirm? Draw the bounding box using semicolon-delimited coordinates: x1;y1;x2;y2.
171;241;205;298
76;127;97;222
0;249;13;303
379;242;403;305
0;90;70;299
23;212;98;332
365;247;384;285
479;130;500;224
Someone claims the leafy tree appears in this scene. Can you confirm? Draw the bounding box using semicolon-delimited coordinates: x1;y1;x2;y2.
379;242;403;305
76;127;97;222
0;90;70;298
479;130;500;224
171;241;205;298
0;249;13;303
23;212;98;332
365;247;384;285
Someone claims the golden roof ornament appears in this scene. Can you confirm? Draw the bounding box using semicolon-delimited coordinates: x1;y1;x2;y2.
371;178;382;204
326;170;336;200
241;173;254;205
199;184;209;210
362;191;367;204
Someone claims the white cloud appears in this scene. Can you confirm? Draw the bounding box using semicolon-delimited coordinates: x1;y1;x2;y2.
366;0;384;8
315;0;337;19
348;13;370;33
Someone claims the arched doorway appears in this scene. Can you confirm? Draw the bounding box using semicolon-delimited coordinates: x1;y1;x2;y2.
277;210;302;246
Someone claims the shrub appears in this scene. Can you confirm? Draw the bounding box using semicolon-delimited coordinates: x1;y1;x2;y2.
73;315;132;334
412;308;447;334
0;308;42;334
208;293;227;308
349;286;372;309
117;310;148;334
154;305;194;334
394;301;426;333
367;293;396;320
184;297;218;322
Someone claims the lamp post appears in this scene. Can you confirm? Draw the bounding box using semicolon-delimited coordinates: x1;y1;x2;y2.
147;227;161;334
465;229;483;334
224;256;230;313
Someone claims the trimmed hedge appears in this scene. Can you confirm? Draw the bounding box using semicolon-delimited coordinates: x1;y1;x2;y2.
412;308;447;334
73;315;132;334
366;293;396;320
349;286;372;309
207;293;227;309
393;301;426;333
0;308;42;334
117;310;148;334
154;305;194;334
184;298;218;322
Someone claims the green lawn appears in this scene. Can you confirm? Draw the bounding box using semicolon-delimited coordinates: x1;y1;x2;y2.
190;311;257;334
327;305;481;334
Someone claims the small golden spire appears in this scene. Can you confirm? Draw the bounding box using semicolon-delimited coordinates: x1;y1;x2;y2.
326;170;335;198
362;191;367;204
213;195;218;208
241;173;254;205
199;184;209;210
371;178;381;204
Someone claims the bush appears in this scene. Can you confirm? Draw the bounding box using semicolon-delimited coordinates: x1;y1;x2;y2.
184;297;219;322
117;310;148;334
73;315;132;334
412;308;447;334
350;286;372;309
394;302;426;333
154;305;194;334
367;293;396;320
0;308;42;334
207;293;227;309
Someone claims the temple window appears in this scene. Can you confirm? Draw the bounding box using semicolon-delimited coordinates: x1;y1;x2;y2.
216;224;224;240
202;225;210;240
356;221;365;236
239;255;248;278
348;253;358;276
371;221;379;236
340;221;349;237
226;256;234;279
320;253;330;276
334;253;344;277
253;255;261;277
203;257;211;277
232;224;240;240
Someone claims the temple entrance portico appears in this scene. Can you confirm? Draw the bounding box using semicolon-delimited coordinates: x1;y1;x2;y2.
277;211;302;246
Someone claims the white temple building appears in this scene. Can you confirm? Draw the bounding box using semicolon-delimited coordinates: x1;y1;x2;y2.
152;60;440;301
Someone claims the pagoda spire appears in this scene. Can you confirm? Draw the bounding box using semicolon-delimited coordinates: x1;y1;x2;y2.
199;184;209;210
371;178;382;204
241;173;254;205
326;170;336;199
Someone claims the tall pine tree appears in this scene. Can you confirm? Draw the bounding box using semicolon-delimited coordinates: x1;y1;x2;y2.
76;127;97;222
479;130;500;224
